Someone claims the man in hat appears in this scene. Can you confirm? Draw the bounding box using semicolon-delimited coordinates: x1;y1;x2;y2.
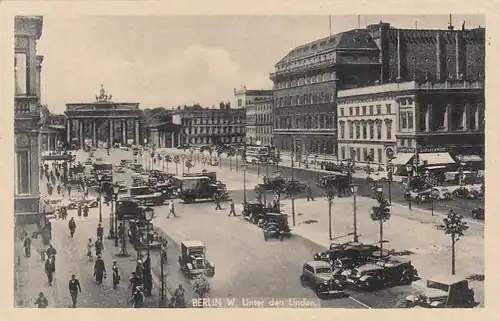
46;244;57;268
228;199;236;217
83;204;89;217
68;274;82;308
44;255;55;286
96;223;104;240
23;232;32;257
93;254;106;285
214;192;222;210
112;260;120;289
68;217;76;237
167;200;177;218
95;238;103;257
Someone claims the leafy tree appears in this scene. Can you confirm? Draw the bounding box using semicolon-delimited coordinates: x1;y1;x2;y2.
192;274;211;307
370;194;391;257
326;189;335;240
442;209;469;275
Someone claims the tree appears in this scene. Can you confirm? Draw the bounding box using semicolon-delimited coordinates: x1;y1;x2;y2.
192;274;211;308
370;194;391;257
326;189;335;240
442;209;469;275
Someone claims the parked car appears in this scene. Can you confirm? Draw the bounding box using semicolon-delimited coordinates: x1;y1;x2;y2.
405;275;476;308
300;261;346;297
452;187;477;200
430;187;452;200
471;207;484;220
178;240;215;278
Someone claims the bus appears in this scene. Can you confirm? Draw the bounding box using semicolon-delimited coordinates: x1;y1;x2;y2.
245;146;276;163
93;161;113;182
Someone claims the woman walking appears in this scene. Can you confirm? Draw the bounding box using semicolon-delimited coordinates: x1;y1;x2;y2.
86;238;93;261
112;260;120;289
93;254;106;285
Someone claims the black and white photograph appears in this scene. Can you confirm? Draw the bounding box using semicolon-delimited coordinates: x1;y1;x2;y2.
10;13;485;309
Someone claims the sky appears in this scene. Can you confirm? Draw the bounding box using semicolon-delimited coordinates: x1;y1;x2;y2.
36;15;484;114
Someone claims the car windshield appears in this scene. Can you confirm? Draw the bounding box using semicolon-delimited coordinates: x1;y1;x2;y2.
315;267;332;274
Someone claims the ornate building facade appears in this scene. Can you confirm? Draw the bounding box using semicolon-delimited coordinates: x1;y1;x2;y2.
270;21;485;163
14;16;44;225
171;104;246;146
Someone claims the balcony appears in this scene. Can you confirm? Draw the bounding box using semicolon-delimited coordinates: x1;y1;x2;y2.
15;96;40;117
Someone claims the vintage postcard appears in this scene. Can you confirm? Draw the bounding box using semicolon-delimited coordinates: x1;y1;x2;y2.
1;1;496;319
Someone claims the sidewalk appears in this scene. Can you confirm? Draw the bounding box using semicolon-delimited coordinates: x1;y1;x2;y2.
275;196;484;306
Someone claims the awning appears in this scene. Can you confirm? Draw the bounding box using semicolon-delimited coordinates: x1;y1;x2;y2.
458;155;483;162
426;165;447;170
419;152;455;165
390;153;414;165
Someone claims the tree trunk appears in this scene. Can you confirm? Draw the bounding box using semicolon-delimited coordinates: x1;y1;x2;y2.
451;235;456;275
328;201;332;240
379;220;383;257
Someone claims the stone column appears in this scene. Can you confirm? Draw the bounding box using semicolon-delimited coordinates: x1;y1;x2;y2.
92;120;97;146
79;119;84;149
171;132;175;148
425;105;430;132
135;119;140;145
462;103;469;130
177;133;181;147
121;120;126;144
444;104;451;131
109;119;114;147
66;119;71;146
474;105;480;130
436;32;441;81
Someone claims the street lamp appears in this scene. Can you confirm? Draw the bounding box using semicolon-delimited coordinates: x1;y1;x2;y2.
181;154;186;175
405;163;413;210
143;206;154;257
242;164;248;203
97;173;103;223
387;163;394;205
113;184;120;246
349;184;359;242
161;151;165;171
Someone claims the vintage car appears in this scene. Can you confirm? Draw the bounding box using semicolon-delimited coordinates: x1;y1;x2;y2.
129;186;165;206
63;196;99;210
314;242;380;263
471;207;484;220
85;158;93;165
300;261;346;297
176;176;228;204
257;211;289;228
452;187;478;200
430;187;453;200
40;196;63;215
255;176;287;192
405;275;476;308
343;257;418;291
178;240;215;278
241;202;267;223
263;220;292;241
116;180;128;193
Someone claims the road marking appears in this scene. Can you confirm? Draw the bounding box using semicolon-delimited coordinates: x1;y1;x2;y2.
348;296;371;309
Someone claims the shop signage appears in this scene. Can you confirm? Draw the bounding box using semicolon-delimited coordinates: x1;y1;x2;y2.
397;147;449;154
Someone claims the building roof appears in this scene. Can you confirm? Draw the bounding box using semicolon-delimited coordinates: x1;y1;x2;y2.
277;29;379;65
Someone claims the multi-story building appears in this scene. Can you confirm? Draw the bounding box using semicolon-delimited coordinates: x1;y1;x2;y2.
270;20;485;163
337;84;398;168
246;98;274;146
170;103;246;146
14;16;44;225
233;86;273;109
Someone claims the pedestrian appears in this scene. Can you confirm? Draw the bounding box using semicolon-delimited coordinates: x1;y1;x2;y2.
46;244;57;270
130;286;144;308
112;260;120;289
23;232;32;258
83;204;89;218
86;238;93;261
118;223;124;243
214;193;222;210
128;272;142;296
142;256;152;297
37;236;46;262
68;274;81;308
61;206;68;220
135;259;144;277
306;186;314;201
77;205;82;217
96;223;104;240
34;292;48;308
228;199;236;216
44;256;55;286
46;220;52;240
167;200;177;218
93;254;106;285
67;184;72;197
95;238;103;257
68;217;76;237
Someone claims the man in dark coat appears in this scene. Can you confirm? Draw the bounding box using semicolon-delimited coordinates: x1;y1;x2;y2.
44;256;55;285
67;184;72;197
142;256;152;297
23;233;31;257
128;272;142;296
77;205;82;217
68;217;76;237
46;221;52;240
214;193;222;210
96;223;104;240
95;238;103;257
93;254;106;284
83;204;89;217
68;274;82;308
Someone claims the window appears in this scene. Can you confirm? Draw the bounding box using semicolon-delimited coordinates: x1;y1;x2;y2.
370;148;375;160
349;123;354;139
363;148;368;161
376;122;382;140
362;106;367;115
349;107;353;116
386;122;392;140
238;99;242;107
401;99;407;106
15;150;30;195
369;123;374;139
377;149;382;163
408;112;414;129
386;104;392;114
369;105;374;115
356;148;361;161
340;108;344;116
376;105;382;115
14;53;27;95
341;147;346;159
362;123;367;139
295;115;300;129
400;112;408;129
340;123;345;139
355;107;360;116
355;123;360;139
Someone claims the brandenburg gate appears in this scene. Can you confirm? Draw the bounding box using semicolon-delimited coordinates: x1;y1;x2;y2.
65;85;143;149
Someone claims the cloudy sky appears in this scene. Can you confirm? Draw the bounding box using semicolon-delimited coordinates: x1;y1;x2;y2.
37;15;484;113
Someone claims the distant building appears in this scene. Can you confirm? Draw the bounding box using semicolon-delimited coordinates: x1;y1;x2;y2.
14;15;44;225
270;20;485;164
170;103;246;146
232;86;273;109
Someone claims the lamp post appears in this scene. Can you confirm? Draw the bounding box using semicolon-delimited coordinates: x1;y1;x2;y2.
242;164;248;203
161;152;165;171
113;184;119;246
181;154;185;175
143;206;154;257
229;154;233;171
291;151;296;227
349;184;359;242
387;163;394;205
97;173;103;223
405;163;413;210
